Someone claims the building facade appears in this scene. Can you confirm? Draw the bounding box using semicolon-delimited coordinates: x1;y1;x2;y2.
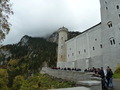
57;0;120;71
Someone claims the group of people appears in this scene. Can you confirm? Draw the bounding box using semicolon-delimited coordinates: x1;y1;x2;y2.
51;67;82;71
86;66;113;90
52;66;113;90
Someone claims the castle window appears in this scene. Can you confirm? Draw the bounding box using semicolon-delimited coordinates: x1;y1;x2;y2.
61;55;62;58
61;46;63;49
117;5;119;9
113;39;115;44
106;7;108;10
70;48;71;50
79;51;80;54
93;47;95;50
72;53;74;56
84;49;86;53
100;44;103;48
61;37;63;40
105;1;107;4
110;37;115;45
110;40;113;45
119;14;120;18
107;21;112;28
68;54;69;57
95;38;97;41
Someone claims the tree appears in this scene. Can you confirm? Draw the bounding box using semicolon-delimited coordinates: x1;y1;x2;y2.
0;0;13;41
12;75;24;90
0;69;9;90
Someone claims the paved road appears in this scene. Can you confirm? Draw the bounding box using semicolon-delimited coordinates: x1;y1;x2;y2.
108;79;120;90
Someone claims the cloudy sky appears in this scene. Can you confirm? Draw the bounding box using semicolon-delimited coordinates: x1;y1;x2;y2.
2;0;101;45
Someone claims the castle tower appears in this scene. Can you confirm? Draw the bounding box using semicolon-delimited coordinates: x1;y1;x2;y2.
100;0;120;71
57;27;68;68
100;0;120;29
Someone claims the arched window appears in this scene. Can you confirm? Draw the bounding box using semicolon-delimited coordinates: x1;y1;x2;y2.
107;21;112;28
109;37;115;45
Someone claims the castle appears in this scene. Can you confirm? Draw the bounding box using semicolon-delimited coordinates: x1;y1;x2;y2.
57;0;120;71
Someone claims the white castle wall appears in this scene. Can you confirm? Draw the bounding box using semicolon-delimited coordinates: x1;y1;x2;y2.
57;0;120;71
100;0;120;71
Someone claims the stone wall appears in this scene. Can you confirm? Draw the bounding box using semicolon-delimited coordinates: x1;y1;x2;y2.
41;67;102;90
42;67;93;82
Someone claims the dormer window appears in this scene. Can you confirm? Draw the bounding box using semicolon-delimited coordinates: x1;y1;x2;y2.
107;21;112;28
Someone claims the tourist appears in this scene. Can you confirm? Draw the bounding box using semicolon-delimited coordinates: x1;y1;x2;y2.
109;69;113;88
106;66;111;87
100;67;108;90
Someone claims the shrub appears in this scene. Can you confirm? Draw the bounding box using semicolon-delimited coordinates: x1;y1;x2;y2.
115;65;120;73
114;65;120;79
20;74;75;90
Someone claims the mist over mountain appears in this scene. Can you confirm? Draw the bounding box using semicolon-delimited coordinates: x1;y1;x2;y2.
0;30;81;70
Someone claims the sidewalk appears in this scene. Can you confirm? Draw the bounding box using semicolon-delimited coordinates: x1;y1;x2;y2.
109;79;120;90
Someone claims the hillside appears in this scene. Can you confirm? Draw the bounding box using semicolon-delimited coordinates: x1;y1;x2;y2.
0;31;81;71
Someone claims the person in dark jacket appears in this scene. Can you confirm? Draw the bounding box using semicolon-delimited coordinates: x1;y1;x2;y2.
109;69;113;88
100;67;108;90
106;67;113;87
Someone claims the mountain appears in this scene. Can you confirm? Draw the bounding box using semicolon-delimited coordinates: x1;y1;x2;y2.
0;30;81;72
46;31;81;43
0;36;57;72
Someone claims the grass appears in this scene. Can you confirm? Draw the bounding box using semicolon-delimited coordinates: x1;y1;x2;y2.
113;73;120;79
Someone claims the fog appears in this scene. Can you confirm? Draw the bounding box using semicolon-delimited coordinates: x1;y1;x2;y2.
2;0;101;45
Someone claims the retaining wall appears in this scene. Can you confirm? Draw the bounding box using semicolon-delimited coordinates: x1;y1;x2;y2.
42;67;93;82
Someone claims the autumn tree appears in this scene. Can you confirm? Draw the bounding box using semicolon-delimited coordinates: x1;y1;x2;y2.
12;75;24;90
0;0;13;41
0;69;9;90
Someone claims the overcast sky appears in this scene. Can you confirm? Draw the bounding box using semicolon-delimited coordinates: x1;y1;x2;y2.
2;0;101;45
